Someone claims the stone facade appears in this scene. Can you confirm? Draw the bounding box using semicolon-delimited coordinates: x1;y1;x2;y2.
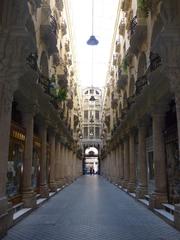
0;0;82;237
101;0;180;230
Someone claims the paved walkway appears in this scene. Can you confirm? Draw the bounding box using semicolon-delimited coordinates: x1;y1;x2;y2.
3;176;180;240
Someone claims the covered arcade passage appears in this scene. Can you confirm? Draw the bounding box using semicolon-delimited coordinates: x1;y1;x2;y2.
3;176;180;240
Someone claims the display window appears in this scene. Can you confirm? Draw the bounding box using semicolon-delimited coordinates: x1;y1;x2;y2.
32;136;41;191
46;144;50;184
7;122;25;201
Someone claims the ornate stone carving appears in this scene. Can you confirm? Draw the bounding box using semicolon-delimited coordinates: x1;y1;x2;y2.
0;82;14;115
160;0;180;26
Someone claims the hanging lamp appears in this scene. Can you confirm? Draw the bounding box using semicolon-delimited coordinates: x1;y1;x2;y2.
87;0;99;45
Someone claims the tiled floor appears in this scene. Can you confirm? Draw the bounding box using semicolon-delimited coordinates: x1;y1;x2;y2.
3;176;180;240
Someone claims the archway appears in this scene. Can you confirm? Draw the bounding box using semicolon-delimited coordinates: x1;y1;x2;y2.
83;147;99;175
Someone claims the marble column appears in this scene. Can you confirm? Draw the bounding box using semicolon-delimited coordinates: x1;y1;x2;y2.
128;131;136;192
22;107;36;208
149;108;168;208
123;138;129;188
39;122;49;197
49;130;57;192
136;123;147;198
0;83;14;236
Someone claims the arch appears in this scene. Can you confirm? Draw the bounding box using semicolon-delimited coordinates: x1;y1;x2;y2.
40;51;49;78
137;52;147;78
85;147;98;155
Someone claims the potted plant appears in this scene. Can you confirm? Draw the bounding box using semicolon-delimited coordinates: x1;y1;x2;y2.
137;0;150;18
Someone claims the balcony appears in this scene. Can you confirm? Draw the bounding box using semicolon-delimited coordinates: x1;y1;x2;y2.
111;98;118;109
119;19;125;36
52;51;60;66
115;40;121;53
65;40;70;52
57;74;68;89
55;0;64;12
129;14;147;55
121;0;132;12
149;52;161;72
113;54;118;66
40;15;58;55
116;70;128;91
60;21;67;36
67;99;73;110
135;75;148;95
127;95;135;109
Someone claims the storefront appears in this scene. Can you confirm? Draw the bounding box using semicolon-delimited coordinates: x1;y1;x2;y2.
7;122;25;204
32;136;41;192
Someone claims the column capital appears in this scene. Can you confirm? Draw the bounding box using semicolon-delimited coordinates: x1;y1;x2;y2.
18;101;40;116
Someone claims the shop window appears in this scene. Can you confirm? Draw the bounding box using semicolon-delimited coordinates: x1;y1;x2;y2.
32;137;41;190
95;110;99;120
84;127;88;138
95;127;100;138
148;152;154;180
84;110;88;119
7;142;24;197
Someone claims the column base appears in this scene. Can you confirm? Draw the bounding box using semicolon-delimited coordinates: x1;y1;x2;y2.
0;197;13;238
39;184;49;198
136;185;147;199
149;192;167;209
49;182;57;192
127;182;136;193
22;190;37;208
122;179;129;189
175;204;180;230
56;179;65;188
110;176;117;184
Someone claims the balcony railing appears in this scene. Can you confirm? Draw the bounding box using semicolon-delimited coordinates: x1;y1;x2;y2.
149;52;161;72
135;75;148;95
129;16;137;36
127;95;135;109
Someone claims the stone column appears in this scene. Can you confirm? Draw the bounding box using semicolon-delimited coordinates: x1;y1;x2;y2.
21;106;36;208
59;144;65;186
119;143;124;185
114;147;119;183
63;147;68;184
49;130;57;192
149;107;168;208
55;141;60;187
175;204;180;230
128;130;136;192
175;94;180;161
111;150;116;183
39;121;49;197
136;123;147;199
0;83;14;236
122;137;129;189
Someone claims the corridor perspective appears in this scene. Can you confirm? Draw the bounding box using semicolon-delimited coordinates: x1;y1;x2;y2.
3;176;180;240
1;0;180;239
